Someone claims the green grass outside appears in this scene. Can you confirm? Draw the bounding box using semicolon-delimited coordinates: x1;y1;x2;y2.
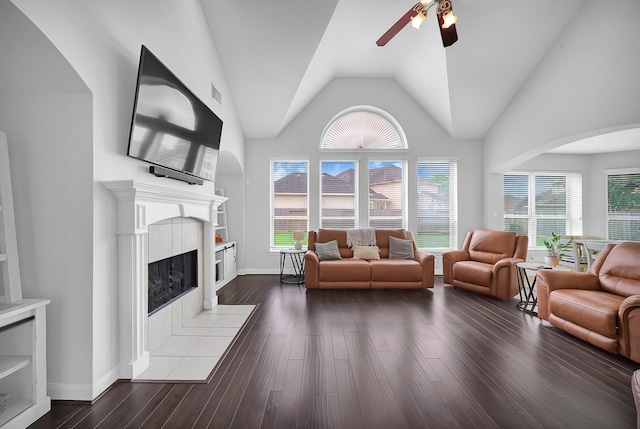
274;232;307;247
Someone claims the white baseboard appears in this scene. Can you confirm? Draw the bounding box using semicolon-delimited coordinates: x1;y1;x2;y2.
48;382;95;401
240;268;280;275
48;366;120;401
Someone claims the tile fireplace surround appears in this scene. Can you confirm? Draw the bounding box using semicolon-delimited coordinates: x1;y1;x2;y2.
104;180;226;380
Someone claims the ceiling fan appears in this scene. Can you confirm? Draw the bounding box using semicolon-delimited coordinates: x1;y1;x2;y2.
377;0;458;47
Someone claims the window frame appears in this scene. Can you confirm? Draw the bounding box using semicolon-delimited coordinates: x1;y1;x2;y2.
367;159;408;230
605;167;640;241
320;105;408;150
416;158;458;251
319;159;359;229
270;159;309;251
503;171;582;248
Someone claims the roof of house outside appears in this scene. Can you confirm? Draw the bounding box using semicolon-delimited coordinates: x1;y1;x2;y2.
274;166;400;200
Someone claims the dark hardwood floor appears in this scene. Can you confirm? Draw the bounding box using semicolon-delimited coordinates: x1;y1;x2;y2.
31;275;639;428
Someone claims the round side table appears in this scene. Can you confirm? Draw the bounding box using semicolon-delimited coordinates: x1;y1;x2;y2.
280;249;306;284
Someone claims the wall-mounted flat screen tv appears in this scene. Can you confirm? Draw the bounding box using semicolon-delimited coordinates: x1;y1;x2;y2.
127;45;222;182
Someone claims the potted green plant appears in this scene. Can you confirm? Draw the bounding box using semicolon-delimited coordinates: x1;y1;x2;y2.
543;232;573;267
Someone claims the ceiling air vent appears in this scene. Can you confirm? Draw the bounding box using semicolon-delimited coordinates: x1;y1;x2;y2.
211;83;222;105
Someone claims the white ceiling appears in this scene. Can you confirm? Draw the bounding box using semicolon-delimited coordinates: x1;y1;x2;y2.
201;0;587;140
2;1;638;155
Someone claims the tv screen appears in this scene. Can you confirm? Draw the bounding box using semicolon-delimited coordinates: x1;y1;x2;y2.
127;46;222;182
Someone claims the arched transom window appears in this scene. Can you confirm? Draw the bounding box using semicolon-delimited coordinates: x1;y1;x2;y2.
321;106;407;150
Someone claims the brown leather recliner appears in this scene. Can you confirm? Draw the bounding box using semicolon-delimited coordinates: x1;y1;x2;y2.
442;229;528;300
537;241;640;363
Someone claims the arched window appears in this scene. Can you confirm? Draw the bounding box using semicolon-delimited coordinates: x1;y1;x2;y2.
321;106;407;150
318;106;408;229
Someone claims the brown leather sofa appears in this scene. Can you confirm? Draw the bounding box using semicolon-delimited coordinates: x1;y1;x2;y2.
537;241;640;363
442;229;528;300
304;229;434;289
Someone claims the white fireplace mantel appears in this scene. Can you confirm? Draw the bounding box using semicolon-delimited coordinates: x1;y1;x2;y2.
103;180;226;379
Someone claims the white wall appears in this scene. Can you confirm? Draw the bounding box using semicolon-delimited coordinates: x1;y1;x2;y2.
0;94;94;397
7;0;245;400
244;77;484;272
482;0;640;228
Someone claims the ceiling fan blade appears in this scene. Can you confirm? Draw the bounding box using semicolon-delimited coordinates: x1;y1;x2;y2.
376;3;423;46
437;12;458;47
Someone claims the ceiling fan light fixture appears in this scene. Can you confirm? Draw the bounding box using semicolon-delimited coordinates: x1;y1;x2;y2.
441;9;458;29
411;10;427;29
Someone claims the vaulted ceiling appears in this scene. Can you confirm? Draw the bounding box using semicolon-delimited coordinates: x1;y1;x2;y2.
201;0;585;140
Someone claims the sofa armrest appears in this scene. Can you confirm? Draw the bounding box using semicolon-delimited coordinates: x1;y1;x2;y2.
619;295;640;362
304;251;320;288
442;250;470;284
491;257;523;300
535;271;599;320
414;250;435;289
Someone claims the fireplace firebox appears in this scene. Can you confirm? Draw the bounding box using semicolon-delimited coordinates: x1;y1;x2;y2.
148;250;198;315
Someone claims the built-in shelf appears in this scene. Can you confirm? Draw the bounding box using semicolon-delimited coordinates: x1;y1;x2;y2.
0;355;30;379
0;398;33;427
1;134;50;428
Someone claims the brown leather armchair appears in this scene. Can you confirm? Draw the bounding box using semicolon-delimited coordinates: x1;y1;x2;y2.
442;229;528;300
537;241;640;363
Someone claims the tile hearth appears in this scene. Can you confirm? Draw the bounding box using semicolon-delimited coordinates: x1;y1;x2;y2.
136;304;255;381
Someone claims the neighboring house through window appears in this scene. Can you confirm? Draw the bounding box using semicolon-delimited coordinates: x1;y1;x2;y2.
321;161;358;229
320;106;408;229
271;160;308;249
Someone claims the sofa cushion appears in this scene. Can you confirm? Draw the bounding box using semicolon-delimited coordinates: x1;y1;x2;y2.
315;240;342;261
370;259;422;282
318;259;371;282
452;261;493;287
389;236;414;260
352;245;380;260
468;230;517;264
549;289;624;338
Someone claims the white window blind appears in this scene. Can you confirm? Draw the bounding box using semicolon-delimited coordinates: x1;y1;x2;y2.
320;161;357;228
271;160;309;249
606;170;640;241
368;161;406;229
321;106;406;150
417;160;458;249
504;172;582;246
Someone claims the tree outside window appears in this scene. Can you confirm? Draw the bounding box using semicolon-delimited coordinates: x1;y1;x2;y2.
607;171;640;241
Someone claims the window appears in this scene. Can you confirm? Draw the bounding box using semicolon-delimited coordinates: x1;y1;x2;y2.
417;160;458;249
321;106;407;150
321;161;357;228
369;161;406;228
271;160;308;249
606;169;640;241
504;172;582;246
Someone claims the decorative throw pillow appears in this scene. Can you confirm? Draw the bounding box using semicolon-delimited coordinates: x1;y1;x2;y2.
352;245;380;260
315;240;342;261
389;236;414;260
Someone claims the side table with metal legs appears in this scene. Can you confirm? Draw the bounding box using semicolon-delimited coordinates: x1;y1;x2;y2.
280;249;306;284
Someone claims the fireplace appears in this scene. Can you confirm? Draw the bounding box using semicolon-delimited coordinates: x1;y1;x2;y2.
148;249;198;315
104;180;226;379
